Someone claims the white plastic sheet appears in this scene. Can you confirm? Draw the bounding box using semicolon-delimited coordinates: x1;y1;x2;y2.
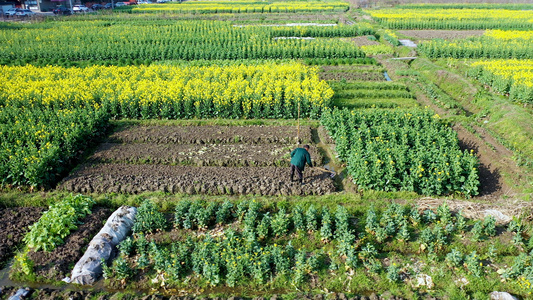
70;206;137;285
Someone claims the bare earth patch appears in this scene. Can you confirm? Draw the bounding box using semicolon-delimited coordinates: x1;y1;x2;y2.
60;164;336;196
398;30;485;41
349;36;381;46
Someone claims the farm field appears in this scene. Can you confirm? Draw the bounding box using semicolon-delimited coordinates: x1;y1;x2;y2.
1;1;533;299
59;124;336;196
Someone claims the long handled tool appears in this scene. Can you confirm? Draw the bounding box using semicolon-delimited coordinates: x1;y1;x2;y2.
296;100;301;145
314;166;336;178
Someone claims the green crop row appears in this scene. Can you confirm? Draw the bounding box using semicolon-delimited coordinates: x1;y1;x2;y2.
321;108;479;196
466;60;533;104
419;36;533;59
96;199;533;297
104;199;356;287
396;3;533;10
0;20;366;62
0;106;109;187
368;9;533;30
130;1;349;14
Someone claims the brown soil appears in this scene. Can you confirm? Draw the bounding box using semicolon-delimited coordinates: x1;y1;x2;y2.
108;125;312;145
0;207;44;267
398;30;485;41
349;36;381;46
27;207;112;281
88;143;324;167
60;164;336;196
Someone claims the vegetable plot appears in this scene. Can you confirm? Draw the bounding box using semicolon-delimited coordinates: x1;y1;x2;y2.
97;199;533;298
321;108;480;196
419;30;533;59
467;59;533;104
0;63;332;188
368;8;533;30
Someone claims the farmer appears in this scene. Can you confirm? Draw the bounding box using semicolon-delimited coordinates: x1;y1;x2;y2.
290;144;313;185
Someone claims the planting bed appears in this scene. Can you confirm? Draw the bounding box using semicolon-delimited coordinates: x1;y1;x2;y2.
0;207;44;268
397;29;485;40
24;207;112;281
88;143;323;167
60;125;335;195
107;125;313;145
60;165;334;195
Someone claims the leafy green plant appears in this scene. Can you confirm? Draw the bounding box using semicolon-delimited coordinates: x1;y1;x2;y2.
293;205;306;232
483;215;497;237
445;248;464;268
365;207;379;234
398;220;410;241
118;236;135;257
216;200;233;224
375;226;388;244
257;213;271;240
244;200;261;229
320;207;333;243
464;251;483;277
271;208;290;237
112;256;133;282
174;199;192;228
409;206;421;227
386;263;401;283
23;194;95;252
456;210;467;233
305;205;318;232
236;200;250;222
437;202;452;225
471;221;484;242
133;199;167;234
136;253;150;270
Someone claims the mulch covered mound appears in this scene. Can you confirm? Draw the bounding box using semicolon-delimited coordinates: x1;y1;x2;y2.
27;207;112;281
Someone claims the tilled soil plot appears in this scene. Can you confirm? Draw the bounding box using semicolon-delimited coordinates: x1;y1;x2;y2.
26;207;112;281
60;164;335;196
397;30;485;41
108;125;313;145
89;143;324;167
0;207;44;267
349;36;381;46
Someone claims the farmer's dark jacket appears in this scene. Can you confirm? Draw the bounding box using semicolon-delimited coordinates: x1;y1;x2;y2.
290;148;312;171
